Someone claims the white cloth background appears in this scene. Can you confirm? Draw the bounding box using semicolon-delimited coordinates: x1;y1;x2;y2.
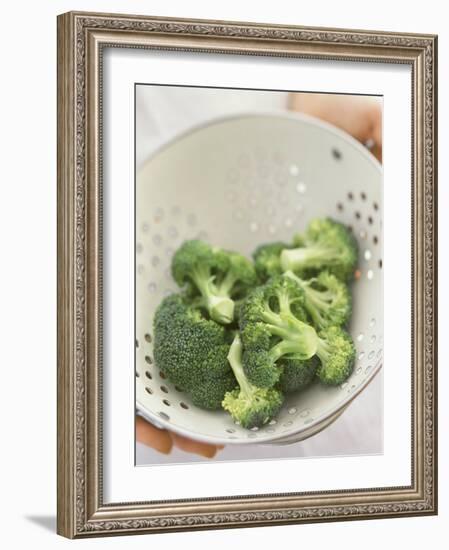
135;85;382;465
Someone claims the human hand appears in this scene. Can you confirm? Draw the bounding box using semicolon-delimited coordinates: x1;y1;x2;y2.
289;93;382;162
136;415;224;458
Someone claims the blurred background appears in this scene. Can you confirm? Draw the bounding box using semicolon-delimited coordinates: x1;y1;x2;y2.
135;85;383;466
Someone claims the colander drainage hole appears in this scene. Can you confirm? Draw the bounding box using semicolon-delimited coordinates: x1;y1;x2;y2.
154;208;164;222
180;402;189;410
160;385;169;393
289;164;299;176
332;148;342;160
144;356;152;365
144;333;152;343
145;371;152;380
145;387;153;395
147;282;157;293
159;371;166;379
296;182;306;194
162;399;171;407
158;412;170;421
187;213;197;227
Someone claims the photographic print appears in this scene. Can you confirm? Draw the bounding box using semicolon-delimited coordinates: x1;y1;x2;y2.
135;86;384;465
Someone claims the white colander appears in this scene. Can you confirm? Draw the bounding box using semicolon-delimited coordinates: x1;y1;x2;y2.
135;112;383;446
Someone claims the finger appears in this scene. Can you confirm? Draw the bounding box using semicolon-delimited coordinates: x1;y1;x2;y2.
371;109;383;162
136;416;173;454
170;432;221;458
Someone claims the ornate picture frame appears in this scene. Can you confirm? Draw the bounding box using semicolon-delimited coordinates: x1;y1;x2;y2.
57;11;437;538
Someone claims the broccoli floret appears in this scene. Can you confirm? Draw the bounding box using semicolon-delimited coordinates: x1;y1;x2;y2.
280;218;358;281
171;240;257;324
315;326;356;385
239;275;318;388
252;241;291;280
153;294;236;409
277;355;319;393
222;334;284;429
285;270;351;330
190;374;237;410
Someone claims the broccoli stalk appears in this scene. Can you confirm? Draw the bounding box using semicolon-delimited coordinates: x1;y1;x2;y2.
281;245;339;271
240;276;318;387
171;240;257;325
253;219;358;282
187;263;235;325
284;270;351;330
279;218;358;281
258;308;318;361
222;334;283;429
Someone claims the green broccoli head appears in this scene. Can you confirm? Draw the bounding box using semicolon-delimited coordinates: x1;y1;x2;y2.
222;335;284;429
171;240;257;324
285;270;352;330
190;373;237;410
280;218;358;281
153;294;236;409
315;325;356;385
239;275;318;388
277;355;319;393
241;348;282;388
252;242;291;281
